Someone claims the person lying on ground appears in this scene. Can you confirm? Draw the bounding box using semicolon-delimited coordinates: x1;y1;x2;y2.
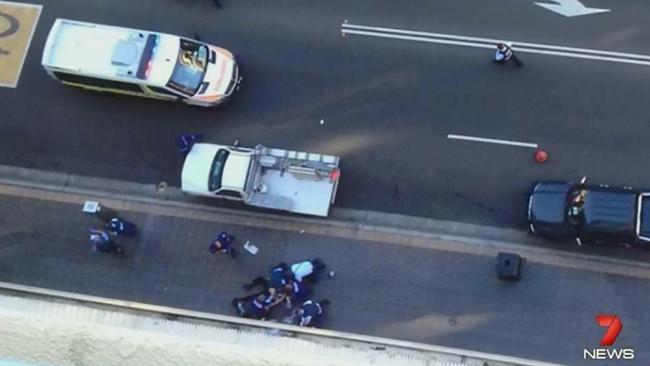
291;258;326;283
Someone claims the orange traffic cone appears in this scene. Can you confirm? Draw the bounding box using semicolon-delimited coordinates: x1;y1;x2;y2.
535;149;548;164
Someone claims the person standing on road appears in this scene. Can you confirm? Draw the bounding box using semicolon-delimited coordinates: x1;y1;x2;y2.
89;229;123;254
213;0;223;8
209;231;236;258
494;43;522;66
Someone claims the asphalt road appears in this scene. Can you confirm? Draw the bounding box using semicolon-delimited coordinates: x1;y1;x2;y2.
2;0;650;228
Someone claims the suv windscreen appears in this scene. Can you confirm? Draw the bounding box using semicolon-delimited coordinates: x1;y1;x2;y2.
167;39;208;96
566;187;587;229
208;149;229;191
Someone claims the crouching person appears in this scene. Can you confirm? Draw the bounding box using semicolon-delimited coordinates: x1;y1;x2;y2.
297;299;330;327
89;229;123;254
106;217;137;237
232;288;285;320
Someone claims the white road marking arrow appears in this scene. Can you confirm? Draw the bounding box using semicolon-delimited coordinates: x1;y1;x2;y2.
534;0;610;17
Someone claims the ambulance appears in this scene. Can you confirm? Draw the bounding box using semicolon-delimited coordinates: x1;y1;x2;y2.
41;18;241;107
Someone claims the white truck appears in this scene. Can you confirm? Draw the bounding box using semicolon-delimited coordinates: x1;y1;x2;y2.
181;143;341;217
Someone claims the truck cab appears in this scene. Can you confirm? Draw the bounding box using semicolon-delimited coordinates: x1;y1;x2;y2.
181;143;251;200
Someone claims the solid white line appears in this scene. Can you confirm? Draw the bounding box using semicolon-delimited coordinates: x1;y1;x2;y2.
447;134;538;148
343;29;496;49
342;29;650;66
513;47;650;66
342;23;650;61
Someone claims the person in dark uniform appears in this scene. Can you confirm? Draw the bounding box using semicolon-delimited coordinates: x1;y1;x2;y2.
177;134;202;154
243;262;294;291
232;288;285;319
106;217;137;237
297;299;330;327
89;229;123;253
283;279;310;309
213;0;222;8
209;231;236;258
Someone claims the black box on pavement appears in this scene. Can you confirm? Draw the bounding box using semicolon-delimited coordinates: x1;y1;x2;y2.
496;252;523;281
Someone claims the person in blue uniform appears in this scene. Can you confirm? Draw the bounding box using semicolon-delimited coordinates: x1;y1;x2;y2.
283;279;310;309
243;262;293;291
177;134;202;154
209;231;236;258
106;217;137;237
89;229;123;253
232;288;285;319
297;299;330;327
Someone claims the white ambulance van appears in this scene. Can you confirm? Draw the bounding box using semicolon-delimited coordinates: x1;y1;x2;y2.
41;19;241;107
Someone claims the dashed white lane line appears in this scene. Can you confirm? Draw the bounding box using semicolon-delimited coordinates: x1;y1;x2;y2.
447;134;539;149
341;22;650;66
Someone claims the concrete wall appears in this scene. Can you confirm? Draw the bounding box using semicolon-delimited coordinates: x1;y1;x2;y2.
0;284;558;366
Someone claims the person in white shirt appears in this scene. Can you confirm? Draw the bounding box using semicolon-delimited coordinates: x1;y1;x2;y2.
495;43;522;66
291;258;326;284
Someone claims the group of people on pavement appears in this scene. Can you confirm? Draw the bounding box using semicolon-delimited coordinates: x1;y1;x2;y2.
232;259;331;327
203;229;332;327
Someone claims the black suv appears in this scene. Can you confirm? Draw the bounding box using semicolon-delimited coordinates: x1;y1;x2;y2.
527;178;650;246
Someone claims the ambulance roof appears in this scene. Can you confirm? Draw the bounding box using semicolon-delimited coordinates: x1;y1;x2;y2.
41;18;179;87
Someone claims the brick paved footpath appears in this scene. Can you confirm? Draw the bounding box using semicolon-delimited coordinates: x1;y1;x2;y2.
0;182;648;365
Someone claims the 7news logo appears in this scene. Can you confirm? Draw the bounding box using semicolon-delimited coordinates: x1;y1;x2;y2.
583;314;634;360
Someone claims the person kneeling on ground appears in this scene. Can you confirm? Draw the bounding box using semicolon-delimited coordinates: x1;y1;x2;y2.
494;42;522;66
243;262;293;291
106;217;137;237
232;288;285;320
297;299;330;327
209;231;236;258
283;279;311;309
89;229;123;254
